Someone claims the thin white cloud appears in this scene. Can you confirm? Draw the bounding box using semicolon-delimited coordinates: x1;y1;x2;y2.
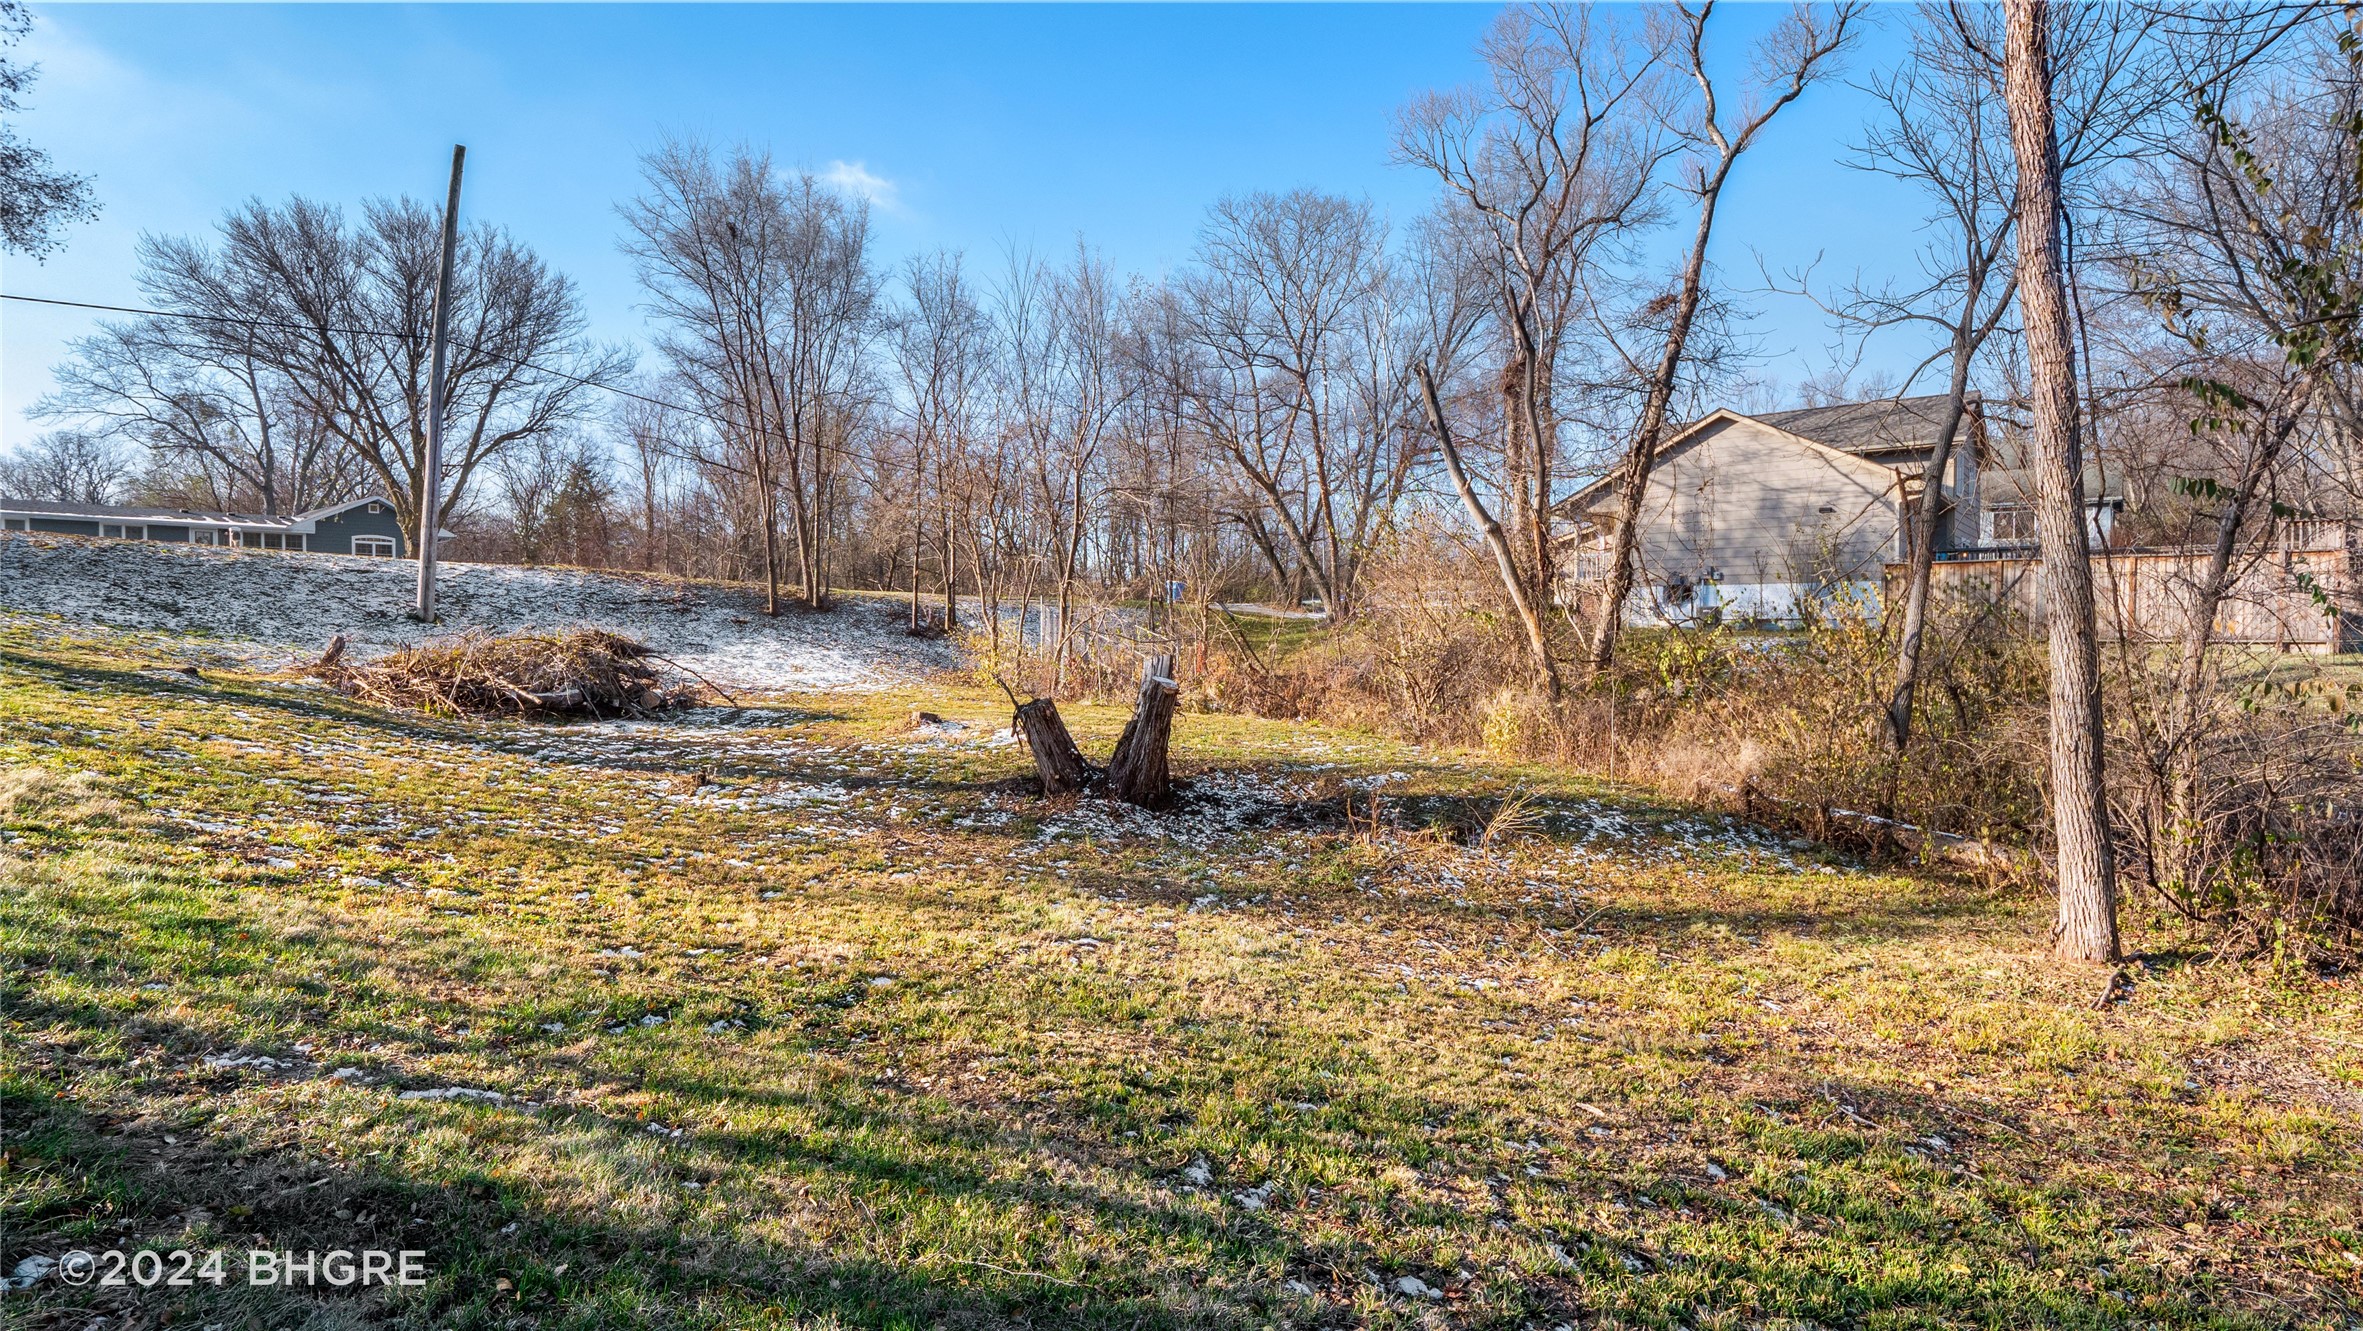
821;159;904;215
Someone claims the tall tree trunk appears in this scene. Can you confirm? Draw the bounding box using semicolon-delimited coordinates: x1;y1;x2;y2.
1506;300;1557;599
1885;366;1976;749
1500;357;1536;591
639;450;659;573
1417;363;1560;697
2003;0;2119;964
1583;168;1731;676
908;497;923;630
756;460;781;618
940;508;960;631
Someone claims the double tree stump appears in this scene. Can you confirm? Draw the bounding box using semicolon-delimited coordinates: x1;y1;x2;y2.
1107;654;1178;808
1011;653;1178;808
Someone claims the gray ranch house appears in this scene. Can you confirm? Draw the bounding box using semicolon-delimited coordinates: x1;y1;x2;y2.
0;495;411;556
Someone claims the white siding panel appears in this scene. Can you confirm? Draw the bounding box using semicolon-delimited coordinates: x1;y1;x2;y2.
1626;419;1901;588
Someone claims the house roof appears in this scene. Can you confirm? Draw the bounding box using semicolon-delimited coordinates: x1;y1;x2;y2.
0;498;298;527
1979;466;2127;506
291;495;399;523
1753;393;1980;458
1557;405;1908;520
1;495;400;532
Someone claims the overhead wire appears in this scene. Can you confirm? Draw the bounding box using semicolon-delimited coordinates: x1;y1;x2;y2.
0;290;902;473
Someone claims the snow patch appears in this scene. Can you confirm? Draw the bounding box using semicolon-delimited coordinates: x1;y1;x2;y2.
0;537;956;692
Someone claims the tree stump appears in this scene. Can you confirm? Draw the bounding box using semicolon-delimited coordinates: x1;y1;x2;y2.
1108;653;1179;808
1013;697;1091;795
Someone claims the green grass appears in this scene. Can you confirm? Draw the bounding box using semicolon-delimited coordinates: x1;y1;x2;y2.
1205;606;1332;664
2;612;2359;1329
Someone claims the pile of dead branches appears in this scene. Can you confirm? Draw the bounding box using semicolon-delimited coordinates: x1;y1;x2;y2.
307;630;706;719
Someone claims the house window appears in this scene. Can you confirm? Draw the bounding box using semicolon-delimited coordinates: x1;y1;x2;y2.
367;501;383;514
353;536;395;557
1988;506;2035;543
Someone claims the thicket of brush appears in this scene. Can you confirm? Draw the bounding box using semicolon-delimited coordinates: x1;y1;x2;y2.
1021;544;2362;964
307;629;700;720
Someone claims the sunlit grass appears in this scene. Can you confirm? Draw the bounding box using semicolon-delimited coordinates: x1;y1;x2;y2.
2;616;2358;1329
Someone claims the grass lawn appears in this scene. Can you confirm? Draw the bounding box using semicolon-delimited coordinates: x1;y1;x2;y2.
2;613;2359;1330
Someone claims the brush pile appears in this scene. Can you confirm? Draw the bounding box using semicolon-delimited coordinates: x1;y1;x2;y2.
307;629;702;719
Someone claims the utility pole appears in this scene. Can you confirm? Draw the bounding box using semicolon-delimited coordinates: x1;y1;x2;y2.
413;144;465;623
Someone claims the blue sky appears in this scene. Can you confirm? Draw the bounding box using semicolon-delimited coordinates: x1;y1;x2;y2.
2;3;1936;454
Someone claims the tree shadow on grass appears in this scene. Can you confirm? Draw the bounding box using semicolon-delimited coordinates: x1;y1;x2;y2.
6;901;2336;1330
8;1038;2325;1330
0;1080;1251;1331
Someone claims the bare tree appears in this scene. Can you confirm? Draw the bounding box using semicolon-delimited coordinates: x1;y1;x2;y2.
617;392;688;572
1584;0;1863;675
0;0;96;258
1000;243;1131;681
623;144;794;612
1818;3;2173;750
1174;190;1421;617
1830;5;2025;751
1415;361;1558;689
890;251;993;631
2003;0;2119;964
134;197;628;551
2108;21;2363;898
0;429;134;504
1398;4;1668;676
37;308;355;516
622;141;879;612
770;173;883;608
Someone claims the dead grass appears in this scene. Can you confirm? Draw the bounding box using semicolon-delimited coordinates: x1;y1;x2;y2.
0;765;132;827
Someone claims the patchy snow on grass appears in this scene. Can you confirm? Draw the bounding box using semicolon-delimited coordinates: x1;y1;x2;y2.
0;534;956;692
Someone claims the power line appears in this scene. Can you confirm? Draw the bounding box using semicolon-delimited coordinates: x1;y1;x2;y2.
3;291;429;345
0;290;900;472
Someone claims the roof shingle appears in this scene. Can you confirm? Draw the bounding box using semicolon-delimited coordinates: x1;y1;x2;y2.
1755;393;1978;456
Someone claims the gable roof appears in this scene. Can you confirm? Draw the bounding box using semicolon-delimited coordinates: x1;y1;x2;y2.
1754;393;1979;457
1556;406;1906;520
294;495;398;523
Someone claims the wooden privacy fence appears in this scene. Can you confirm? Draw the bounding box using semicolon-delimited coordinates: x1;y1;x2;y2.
1902;527;2363;655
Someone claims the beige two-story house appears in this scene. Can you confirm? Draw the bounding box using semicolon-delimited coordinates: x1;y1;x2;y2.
1559;395;2000;625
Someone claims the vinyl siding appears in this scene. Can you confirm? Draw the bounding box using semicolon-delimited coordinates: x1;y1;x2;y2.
305;503;407;556
1623;417;1903;587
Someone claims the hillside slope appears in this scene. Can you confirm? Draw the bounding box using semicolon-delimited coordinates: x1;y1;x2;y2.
0;534;956;691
